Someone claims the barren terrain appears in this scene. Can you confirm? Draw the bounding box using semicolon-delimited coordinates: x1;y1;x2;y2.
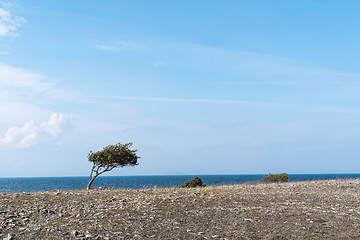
1;179;360;239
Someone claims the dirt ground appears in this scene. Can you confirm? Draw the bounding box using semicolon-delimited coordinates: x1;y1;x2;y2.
1;179;360;239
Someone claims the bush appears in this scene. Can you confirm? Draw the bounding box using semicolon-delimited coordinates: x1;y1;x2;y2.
179;177;205;188
261;173;289;183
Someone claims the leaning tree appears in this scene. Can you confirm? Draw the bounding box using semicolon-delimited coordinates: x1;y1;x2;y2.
87;142;139;190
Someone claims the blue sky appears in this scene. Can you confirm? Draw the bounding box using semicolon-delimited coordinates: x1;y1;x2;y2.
1;0;360;177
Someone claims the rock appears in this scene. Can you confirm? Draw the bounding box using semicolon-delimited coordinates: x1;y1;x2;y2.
3;233;15;240
72;230;80;236
85;230;93;238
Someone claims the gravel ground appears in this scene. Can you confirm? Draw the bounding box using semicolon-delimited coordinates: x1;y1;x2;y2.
1;179;360;239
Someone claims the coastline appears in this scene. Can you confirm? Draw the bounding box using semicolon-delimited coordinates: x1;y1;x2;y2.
1;178;360;239
2;173;360;193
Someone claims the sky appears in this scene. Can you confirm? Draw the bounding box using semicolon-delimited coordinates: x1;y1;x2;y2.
1;1;360;177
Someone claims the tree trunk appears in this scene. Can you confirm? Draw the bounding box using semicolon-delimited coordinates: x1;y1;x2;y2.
86;165;112;190
87;175;97;190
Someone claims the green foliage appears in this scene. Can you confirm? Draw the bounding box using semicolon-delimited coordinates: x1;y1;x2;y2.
179;177;205;188
261;173;289;183
87;142;140;189
88;142;139;168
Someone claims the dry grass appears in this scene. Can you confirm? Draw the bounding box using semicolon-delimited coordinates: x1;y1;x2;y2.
1;179;360;239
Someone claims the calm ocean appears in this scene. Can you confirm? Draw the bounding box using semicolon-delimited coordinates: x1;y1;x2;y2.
0;174;359;193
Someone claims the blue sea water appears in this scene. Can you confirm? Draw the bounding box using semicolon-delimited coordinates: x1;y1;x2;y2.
0;174;359;193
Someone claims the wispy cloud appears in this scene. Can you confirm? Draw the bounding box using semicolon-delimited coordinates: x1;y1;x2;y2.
94;95;360;114
0;6;25;37
0;62;77;101
0;62;50;89
306;107;360;113
96;95;286;106
153;61;165;67
130;40;360;85
0;113;73;148
95;41;146;51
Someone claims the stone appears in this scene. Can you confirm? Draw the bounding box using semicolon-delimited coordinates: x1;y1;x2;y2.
3;233;15;240
71;230;80;236
85;230;93;238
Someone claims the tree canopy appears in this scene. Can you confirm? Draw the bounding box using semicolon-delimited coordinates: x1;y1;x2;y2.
87;142;139;189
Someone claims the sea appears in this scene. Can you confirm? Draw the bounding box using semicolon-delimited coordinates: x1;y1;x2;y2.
0;174;360;193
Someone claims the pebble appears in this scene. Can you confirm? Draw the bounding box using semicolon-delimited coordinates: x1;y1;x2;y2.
3;234;15;240
85;230;93;238
1;179;360;239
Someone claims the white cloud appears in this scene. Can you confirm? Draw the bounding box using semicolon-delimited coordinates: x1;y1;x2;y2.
43;113;72;137
0;113;73;148
0;120;36;145
0;62;78;147
0;7;25;37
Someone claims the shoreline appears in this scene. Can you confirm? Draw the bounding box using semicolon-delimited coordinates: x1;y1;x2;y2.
1;179;360;239
2;174;360;194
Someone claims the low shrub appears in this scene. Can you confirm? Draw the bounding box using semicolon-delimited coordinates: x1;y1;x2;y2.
178;177;205;188
261;173;289;183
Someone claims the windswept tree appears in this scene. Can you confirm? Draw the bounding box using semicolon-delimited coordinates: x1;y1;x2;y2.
87;142;139;190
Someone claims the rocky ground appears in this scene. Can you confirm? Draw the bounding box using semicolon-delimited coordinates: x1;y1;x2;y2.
1;179;360;239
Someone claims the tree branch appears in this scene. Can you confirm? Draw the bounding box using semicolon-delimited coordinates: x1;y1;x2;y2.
97;167;111;176
89;162;96;181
